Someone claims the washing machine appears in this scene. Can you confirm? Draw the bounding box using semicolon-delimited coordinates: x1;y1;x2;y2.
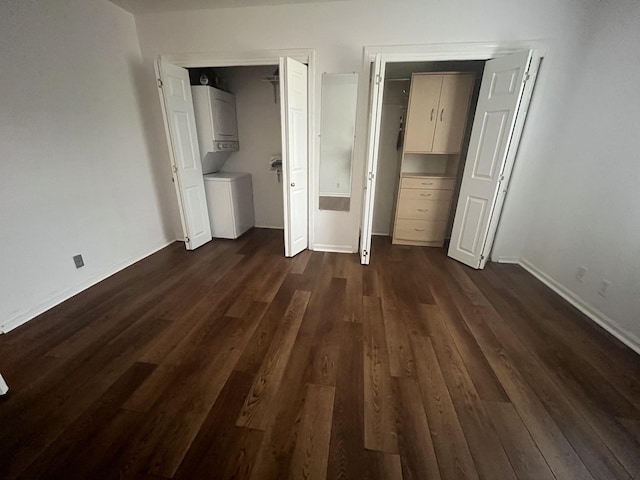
203;172;255;239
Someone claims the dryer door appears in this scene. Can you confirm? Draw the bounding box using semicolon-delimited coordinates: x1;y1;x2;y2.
210;88;239;141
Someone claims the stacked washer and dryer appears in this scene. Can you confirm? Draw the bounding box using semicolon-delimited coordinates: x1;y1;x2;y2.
192;85;255;239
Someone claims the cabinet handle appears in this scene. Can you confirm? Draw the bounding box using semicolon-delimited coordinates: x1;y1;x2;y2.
417;208;428;212
420;193;432;197
440;109;444;121
414;228;425;232
430;108;434;121
421;182;433;185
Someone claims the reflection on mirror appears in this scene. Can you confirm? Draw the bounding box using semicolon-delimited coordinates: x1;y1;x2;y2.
319;73;358;211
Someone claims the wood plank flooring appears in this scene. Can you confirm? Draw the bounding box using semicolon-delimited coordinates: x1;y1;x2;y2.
1;228;639;479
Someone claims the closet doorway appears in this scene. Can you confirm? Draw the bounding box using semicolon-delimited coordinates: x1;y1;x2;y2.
156;50;314;257
360;44;543;268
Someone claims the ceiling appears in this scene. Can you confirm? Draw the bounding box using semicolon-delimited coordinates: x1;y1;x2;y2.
109;0;350;14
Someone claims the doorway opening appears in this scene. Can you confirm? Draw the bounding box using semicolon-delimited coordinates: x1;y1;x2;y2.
371;60;485;247
188;65;283;237
156;51;313;257
360;45;542;268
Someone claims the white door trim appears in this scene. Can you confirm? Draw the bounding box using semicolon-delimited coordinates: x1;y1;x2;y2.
157;49;316;251
360;54;385;265
359;41;546;264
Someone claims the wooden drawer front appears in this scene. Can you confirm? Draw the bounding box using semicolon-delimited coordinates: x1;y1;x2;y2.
399;187;453;202
395;219;447;242
397;197;451;221
401;177;455;190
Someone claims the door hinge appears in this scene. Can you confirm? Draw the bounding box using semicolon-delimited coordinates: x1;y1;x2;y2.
375;74;382;85
157;78;163;88
480;254;485;260
185;236;190;243
368;171;375;181
363;250;368;257
522;72;530;84
498;174;505;182
172;165;178;173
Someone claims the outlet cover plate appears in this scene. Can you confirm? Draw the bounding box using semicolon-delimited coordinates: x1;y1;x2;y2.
576;266;587;282
598;279;611;298
73;254;84;269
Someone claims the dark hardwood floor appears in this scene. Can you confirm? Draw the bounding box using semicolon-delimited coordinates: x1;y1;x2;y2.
1;228;639;479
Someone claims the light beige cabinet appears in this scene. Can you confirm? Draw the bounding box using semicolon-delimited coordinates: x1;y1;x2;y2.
391;71;476;246
403;73;475;154
392;175;455;246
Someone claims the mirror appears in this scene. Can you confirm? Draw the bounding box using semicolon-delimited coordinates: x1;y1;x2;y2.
319;73;358;211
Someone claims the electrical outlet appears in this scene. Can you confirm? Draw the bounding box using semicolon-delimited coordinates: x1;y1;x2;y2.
598;279;611;298
73;254;84;269
576;266;587;283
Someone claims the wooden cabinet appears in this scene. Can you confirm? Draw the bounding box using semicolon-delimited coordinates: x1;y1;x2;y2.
403;75;442;153
403;73;474;154
391;71;476;247
392;175;455;246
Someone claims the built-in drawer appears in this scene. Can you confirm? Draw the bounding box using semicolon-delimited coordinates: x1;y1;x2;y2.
401;176;455;190
394;219;448;242
397;197;451;221
398;188;453;202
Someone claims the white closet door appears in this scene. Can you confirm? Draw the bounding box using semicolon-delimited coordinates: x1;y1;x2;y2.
448;51;533;268
157;60;212;250
360;55;386;265
280;57;308;257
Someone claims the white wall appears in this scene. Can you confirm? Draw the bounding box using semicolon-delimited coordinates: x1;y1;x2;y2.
499;0;640;350
133;0;587;253
218;66;284;229
0;0;174;332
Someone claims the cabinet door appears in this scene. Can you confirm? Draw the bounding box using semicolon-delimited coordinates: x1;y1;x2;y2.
403;74;442;153
432;74;474;153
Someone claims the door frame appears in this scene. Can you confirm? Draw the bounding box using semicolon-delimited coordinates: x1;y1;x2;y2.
158;48;316;251
360;41;545;265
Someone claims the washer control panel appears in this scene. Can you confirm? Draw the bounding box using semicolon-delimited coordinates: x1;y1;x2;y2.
213;140;239;152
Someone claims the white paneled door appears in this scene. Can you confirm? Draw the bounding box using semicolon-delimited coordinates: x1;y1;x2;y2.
360;55;386;265
280;57;309;257
448;50;533;268
157;60;212;250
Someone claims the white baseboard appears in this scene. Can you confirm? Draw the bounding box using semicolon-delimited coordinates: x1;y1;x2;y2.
313;243;356;254
519;258;640;356
495;255;521;264
0;373;8;395
1;239;174;334
254;224;284;230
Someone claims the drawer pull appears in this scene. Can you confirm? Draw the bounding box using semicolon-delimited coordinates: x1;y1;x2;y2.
417;208;429;212
414;228;425;232
420;193;432;197
421;182;433;185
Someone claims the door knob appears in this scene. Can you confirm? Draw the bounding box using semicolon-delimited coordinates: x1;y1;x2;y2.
291;182;296;187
